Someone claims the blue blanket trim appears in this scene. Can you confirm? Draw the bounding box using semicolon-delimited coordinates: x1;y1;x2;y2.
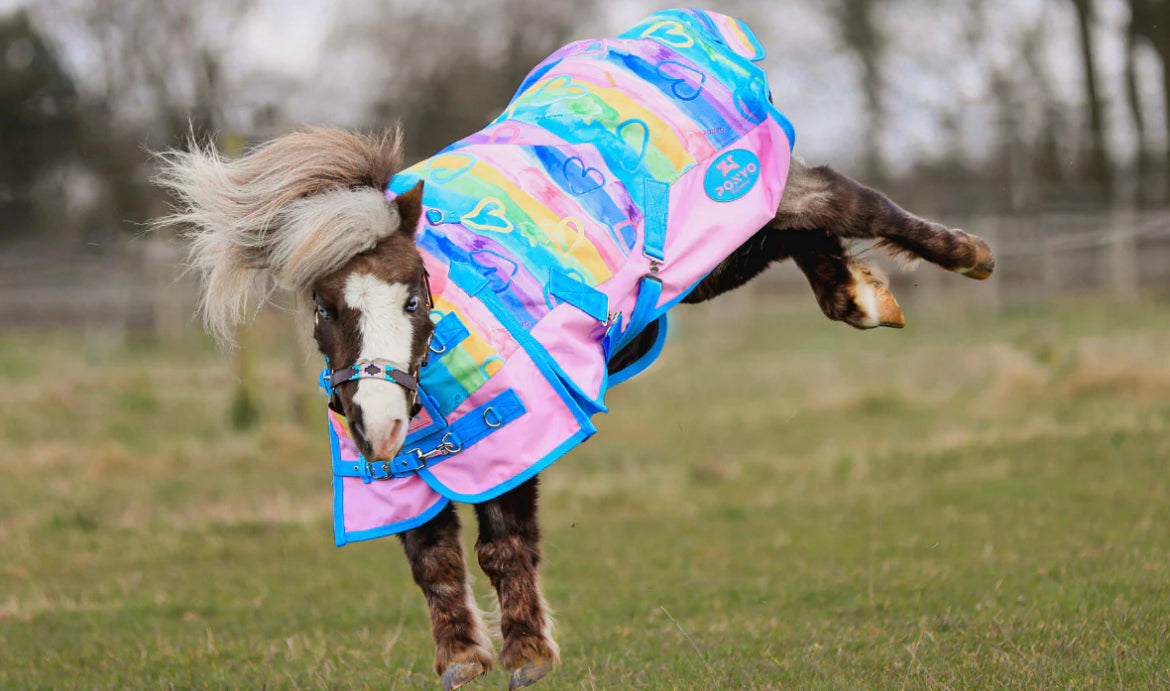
419;424;595;504
604;262;728;390
607;315;669;387
614;275;663;354
335;492;450;547
330;414;346;545
331;416;453;547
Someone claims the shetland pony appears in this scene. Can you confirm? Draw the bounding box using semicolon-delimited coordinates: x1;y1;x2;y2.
154;125;991;688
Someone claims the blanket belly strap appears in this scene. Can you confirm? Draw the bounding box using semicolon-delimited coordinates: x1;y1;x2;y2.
333;389;527;482
611;275;663;355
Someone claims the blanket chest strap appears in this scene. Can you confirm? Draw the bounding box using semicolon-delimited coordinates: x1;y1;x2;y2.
346;389;527;482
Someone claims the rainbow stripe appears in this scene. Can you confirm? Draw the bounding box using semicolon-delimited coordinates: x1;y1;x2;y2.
387;9;791;420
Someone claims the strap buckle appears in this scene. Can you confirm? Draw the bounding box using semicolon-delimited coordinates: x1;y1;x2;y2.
368;432;462;479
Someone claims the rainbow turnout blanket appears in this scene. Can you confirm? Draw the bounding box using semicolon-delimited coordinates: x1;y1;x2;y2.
326;9;795;544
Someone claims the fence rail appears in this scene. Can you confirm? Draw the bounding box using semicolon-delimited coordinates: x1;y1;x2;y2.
2;210;1169;336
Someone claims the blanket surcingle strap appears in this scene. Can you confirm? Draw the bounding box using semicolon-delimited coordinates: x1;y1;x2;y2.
325;8;796;545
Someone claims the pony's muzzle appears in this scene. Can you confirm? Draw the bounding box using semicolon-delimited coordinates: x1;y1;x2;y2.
348;411;408;461
372;419;406;461
343;385;411;462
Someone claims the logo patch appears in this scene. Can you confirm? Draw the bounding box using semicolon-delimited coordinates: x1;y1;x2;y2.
703;149;760;202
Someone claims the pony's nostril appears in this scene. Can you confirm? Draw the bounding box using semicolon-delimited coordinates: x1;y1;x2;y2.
368;420;407;460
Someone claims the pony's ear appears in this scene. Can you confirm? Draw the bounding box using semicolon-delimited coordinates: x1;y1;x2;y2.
393;181;425;237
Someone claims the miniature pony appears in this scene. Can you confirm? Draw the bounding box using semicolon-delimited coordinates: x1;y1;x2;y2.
154;11;993;690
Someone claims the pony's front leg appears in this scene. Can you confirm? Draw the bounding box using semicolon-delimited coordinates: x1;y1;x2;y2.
474;478;559;689
399;504;494;691
784;231;905;329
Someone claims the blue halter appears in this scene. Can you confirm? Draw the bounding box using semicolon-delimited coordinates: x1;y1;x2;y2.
317;269;434;419
321;359;418;395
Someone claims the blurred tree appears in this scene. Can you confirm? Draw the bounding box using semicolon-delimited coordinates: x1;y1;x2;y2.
1124;0;1170;198
1070;0;1112;201
1018;2;1070;193
338;0;595;158
829;0;887;184
36;0;257;140
0;10;79;242
27;0;259;235
1124;3;1152;197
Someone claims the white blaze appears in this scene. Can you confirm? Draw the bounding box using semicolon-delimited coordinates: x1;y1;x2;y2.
344;272;414;457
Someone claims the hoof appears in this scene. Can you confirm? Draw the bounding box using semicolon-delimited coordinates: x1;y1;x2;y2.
441;661;487;691
959;235;995;280
509;659;555;689
843;262;904;330
873;283;905;329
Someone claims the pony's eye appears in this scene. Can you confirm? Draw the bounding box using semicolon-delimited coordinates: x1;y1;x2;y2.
405;295;420;313
314;294;333;322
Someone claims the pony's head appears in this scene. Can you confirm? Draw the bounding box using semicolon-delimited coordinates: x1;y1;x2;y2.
154;127;433;461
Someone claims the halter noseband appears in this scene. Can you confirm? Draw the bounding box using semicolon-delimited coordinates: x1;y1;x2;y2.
319;267;435;418
327;359;418;392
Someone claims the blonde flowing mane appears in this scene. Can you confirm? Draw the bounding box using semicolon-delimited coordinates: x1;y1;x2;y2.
152;126;405;346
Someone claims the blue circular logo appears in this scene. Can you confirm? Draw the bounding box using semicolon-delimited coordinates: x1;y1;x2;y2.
703;149;761;202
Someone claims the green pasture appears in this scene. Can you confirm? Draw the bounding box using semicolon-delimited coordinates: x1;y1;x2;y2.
1;297;1169;689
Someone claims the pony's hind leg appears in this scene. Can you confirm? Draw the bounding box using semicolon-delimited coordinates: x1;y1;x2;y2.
683;229;904;329
474;478;559;689
773;159;995;279
399;504;494;691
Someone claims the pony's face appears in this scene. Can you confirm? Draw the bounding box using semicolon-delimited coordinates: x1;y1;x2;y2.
311;191;433;463
153;126;424;459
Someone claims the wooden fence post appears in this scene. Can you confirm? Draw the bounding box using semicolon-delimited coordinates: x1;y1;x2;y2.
971;215;1002;313
146;234;186;346
1107;207;1139;302
1040;229;1059;299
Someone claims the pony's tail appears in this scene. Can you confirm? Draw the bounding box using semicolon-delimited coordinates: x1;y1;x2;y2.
150;127;405;347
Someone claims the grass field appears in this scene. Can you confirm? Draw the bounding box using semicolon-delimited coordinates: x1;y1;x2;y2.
2;297;1169;689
